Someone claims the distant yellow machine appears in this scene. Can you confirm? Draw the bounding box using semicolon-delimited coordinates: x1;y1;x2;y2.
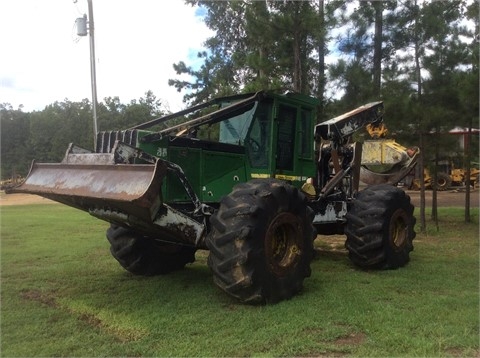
0;175;24;191
411;165;480;191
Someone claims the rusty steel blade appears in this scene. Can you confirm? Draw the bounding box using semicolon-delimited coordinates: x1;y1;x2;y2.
9;159;167;222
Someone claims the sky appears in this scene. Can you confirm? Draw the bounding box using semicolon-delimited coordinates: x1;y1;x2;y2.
0;1;213;113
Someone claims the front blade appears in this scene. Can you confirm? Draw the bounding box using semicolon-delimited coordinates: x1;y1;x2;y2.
8;159;167;222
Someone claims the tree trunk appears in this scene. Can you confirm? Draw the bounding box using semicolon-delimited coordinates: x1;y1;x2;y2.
414;0;422;98
317;0;326;123
372;1;383;96
414;0;426;233
293;28;302;92
465;119;472;223
419;132;426;233
432;141;439;231
254;1;268;82
290;2;302;93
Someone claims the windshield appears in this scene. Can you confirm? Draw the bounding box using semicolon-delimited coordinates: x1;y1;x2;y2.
219;102;257;145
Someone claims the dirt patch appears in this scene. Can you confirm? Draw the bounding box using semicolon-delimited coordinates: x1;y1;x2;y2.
0;191;57;206
334;332;367;346
406;188;479;208
20;289;58;308
444;347;479;357
315;235;347;250
78;312;103;328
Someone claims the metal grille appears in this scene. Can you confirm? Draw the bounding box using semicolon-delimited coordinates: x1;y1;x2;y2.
95;130;138;153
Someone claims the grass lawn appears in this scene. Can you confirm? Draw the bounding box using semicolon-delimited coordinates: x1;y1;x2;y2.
1;204;478;357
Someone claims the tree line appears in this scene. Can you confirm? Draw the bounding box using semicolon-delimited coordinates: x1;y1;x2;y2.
1;91;164;180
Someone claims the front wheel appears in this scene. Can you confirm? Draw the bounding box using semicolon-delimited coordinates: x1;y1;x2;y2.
107;225;196;276
345;185;416;269
206;179;315;304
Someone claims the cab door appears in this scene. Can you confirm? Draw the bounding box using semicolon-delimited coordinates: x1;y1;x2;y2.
273;102;315;187
275;103;297;174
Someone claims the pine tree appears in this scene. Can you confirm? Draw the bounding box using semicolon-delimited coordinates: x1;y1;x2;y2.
170;1;327;106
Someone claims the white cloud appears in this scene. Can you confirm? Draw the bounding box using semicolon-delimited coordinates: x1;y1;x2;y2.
0;0;213;112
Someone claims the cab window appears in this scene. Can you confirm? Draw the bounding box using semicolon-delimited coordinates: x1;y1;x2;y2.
246;102;272;168
276;105;296;171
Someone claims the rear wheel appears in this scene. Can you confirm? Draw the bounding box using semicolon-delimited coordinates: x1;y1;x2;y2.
345;184;415;269
107;224;196;275
206;179;315;304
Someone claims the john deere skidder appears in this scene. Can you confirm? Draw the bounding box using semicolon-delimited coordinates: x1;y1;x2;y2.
10;91;419;304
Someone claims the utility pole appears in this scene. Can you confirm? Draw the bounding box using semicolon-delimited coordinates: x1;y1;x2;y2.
88;0;98;151
76;0;98;151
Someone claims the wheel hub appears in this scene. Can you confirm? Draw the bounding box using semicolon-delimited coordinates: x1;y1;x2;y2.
390;209;408;250
265;212;303;276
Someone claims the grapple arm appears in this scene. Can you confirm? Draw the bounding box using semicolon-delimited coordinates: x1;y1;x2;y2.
314;101;419;187
315;101;384;143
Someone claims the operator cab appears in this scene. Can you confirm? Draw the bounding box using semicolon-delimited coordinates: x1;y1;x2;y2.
152;91;319;189
216;92;318;182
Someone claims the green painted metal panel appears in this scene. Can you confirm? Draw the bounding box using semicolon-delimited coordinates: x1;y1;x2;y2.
166;146;202;202
202;151;246;201
130;91;319;202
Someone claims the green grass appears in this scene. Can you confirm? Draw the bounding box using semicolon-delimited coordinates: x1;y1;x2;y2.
1;204;478;357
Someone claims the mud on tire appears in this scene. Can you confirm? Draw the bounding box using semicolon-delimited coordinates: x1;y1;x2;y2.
345;184;416;270
206;179;315;304
107;224;196;275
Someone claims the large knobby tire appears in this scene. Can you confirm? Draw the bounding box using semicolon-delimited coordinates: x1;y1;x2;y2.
432;172;452;191
345;184;416;270
107;225;196;276
206;179;315;304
